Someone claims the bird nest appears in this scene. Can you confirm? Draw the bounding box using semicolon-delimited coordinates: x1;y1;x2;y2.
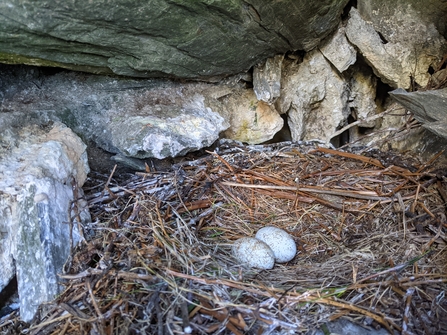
2;141;447;334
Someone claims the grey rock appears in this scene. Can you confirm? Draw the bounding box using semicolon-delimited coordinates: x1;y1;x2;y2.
0;66;230;159
0;64;286;158
278;49;350;142
346;5;447;89
0;122;90;322
110;155;147;172
319;25;357;73
253;55;284;103
358;0;447;41
0;0;349;79
390;88;447;138
347;65;377;129
107;104;227;159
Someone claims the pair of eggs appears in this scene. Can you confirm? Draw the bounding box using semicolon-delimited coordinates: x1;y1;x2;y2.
233;226;297;269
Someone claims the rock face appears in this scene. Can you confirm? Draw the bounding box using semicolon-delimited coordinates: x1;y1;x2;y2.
0;0;349;79
0;122;90;322
347;65;378;129
346;4;447;89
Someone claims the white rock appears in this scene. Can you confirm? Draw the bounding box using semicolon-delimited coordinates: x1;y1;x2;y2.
255;227;296;263
0;69;231;160
233;237;275;270
346;64;378;136
0;121;90;322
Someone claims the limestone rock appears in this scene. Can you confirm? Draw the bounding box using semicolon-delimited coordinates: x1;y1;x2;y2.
253;55;284;103
0;122;90;322
220;90;284;144
319;25;356;73
0;0;349;79
278;49;350;142
346;5;447;89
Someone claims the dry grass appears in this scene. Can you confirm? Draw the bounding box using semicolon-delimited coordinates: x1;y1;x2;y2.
1;141;447;335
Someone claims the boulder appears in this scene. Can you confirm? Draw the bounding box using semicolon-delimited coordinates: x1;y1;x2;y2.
109;104;228;159
358;0;447;41
278;49;350;142
346;5;447;89
0;64;289;158
0;0;349;79
0;122;90;322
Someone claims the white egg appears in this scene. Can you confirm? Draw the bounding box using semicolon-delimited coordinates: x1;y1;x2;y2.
232;237;275;269
255;226;297;263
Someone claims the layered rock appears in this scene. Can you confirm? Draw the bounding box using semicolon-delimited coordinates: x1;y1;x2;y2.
0;0;349;79
319;25;356;73
0;122;90;322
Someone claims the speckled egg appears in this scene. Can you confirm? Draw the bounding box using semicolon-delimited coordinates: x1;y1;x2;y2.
255;226;297;263
232;237;275;269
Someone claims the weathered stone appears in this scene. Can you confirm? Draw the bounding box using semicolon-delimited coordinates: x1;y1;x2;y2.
347;65;377;128
0;122;90;322
219;89;284;144
430;69;447;89
0;65;230;159
278;49;350;142
253;55;284;103
346;6;447;89
0;196;15;299
350;100;447;164
109;104;228;159
319;25;356;73
0;64;284;158
358;0;447;41
390;88;447;138
0;0;349;79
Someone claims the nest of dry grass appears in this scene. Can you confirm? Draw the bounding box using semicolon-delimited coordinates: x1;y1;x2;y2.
2;141;447;335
